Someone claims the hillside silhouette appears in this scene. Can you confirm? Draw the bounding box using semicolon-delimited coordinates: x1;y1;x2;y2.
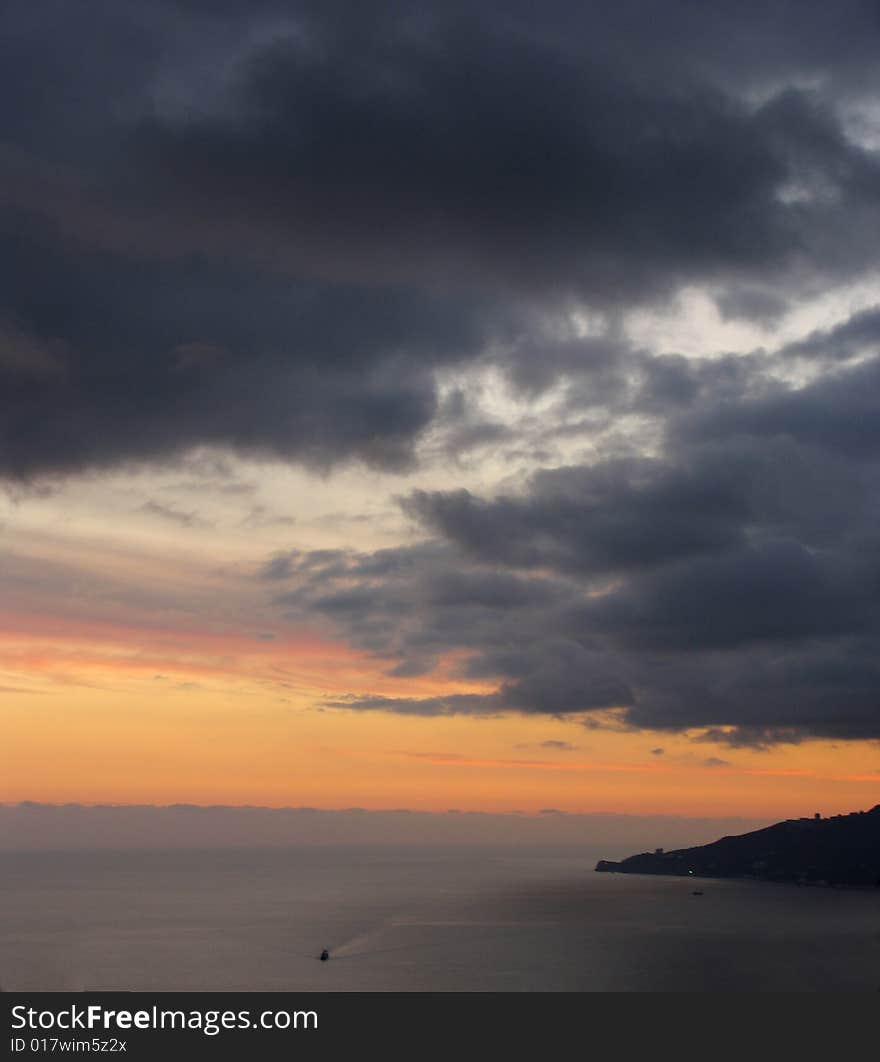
596;806;880;886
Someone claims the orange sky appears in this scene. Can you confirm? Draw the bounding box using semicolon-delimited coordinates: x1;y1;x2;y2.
5;2;880;847
0;472;876;825
2;539;877;820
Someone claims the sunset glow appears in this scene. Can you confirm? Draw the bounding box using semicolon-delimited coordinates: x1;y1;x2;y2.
3;507;877;820
3;2;880;836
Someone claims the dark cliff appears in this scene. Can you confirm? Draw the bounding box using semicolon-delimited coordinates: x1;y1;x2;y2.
595;805;880;886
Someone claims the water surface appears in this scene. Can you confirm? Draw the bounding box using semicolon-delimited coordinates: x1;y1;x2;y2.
2;846;877;991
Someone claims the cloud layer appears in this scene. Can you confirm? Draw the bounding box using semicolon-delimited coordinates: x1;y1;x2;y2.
264;325;880;743
5;2;880;746
3;1;880;477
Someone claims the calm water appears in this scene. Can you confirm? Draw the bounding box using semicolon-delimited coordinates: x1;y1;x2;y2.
2;846;878;991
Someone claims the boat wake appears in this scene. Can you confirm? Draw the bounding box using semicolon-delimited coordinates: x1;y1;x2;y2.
317;921;429;962
330;928;385;958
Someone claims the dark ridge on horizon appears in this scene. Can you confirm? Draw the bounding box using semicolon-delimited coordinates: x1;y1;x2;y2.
0;802;771;853
4;799;763;820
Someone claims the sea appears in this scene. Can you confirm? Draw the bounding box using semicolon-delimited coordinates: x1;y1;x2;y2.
2;845;878;992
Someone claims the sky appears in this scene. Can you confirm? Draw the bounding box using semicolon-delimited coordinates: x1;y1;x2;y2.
2;1;879;829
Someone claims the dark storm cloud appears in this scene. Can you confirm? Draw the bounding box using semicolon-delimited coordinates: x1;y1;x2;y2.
5;3;880;745
3;2;880;477
85;23;880;300
675;355;880;462
780;305;880;364
405;459;751;577
266;525;880;741
134;36;792;300
263;340;880;743
0;220;523;477
322;693;502;718
588;540;870;651
411;343;880;574
263;542;627;715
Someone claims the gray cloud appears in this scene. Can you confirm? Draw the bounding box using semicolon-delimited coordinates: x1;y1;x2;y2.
405;458;751;578
139;500;210;528
259;551;304;581
675;354;880;462
262;338;880;744
322;693;502;718
780;305;880;365
0;239;500;477
3;4;880;478
6;2;880;748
